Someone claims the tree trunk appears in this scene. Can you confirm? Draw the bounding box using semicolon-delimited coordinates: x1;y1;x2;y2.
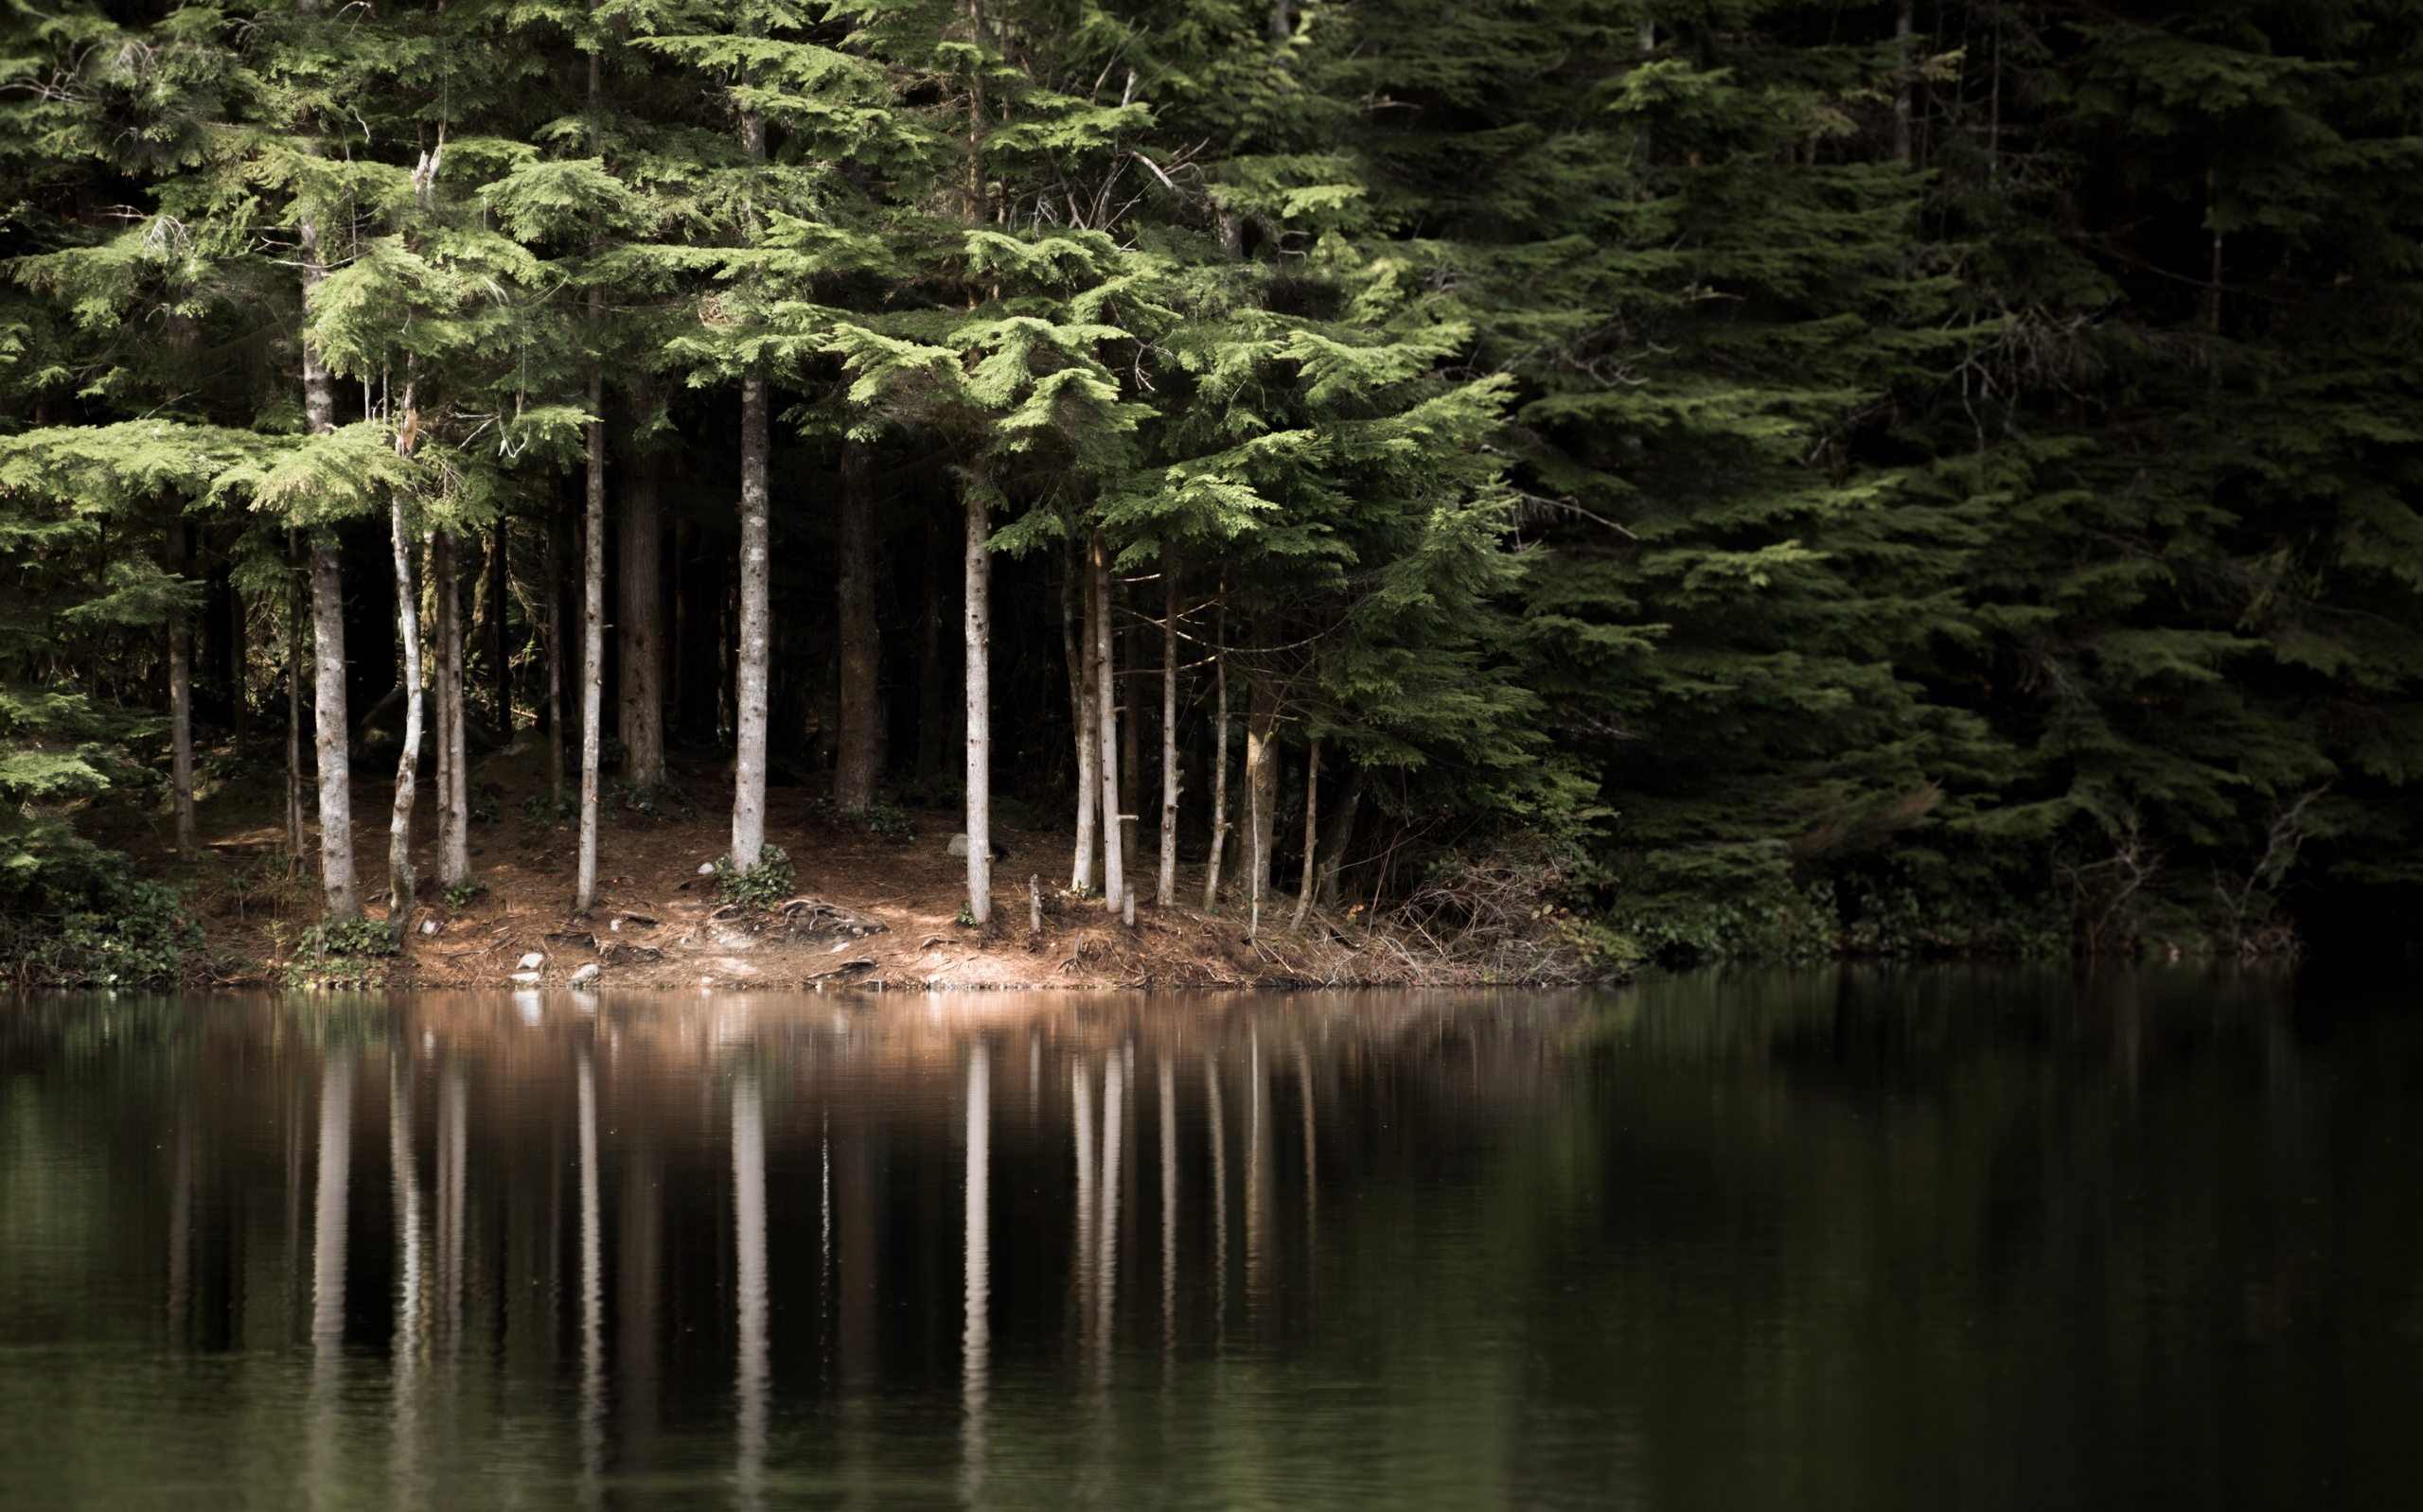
168;521;196;860
487;515;509;732
578;368;607;912
1291;736;1320;931
1091;534;1123;916
1121;589;1141;875
546;497;567;812
1892;0;1914;167
437;530;469;888
618;409;665;789
1315;763;1365;909
1158;567;1179;907
310;535;359;918
301;216;357;916
1062;536;1097;893
963;478;992;923
386;496;424;939
1202;600;1229;911
286;528;307;862
1241;676;1279;933
834;439;880;812
731;374;770;870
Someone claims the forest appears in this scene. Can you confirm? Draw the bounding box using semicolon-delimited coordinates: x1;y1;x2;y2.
4;0;2421;982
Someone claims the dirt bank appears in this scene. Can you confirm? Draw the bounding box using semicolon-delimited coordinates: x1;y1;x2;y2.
133;747;1485;991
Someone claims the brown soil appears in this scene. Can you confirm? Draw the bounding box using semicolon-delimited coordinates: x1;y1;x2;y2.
124;745;1444;992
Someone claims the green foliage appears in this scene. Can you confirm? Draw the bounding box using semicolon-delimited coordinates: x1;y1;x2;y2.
442;878;488;909
715;843;795;909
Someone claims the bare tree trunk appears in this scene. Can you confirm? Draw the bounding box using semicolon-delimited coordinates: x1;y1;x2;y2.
730;375;769;870
167;520;196;861
834;439;879;812
301;215;358;917
1090;535;1123;916
310;535;358;918
578;366;606;912
1121;593;1141;875
287;528;307;862
1062;537;1097;893
546;500;566;811
1291;736;1320;931
437;531;469;888
618;408;665;789
1241;677;1278;934
1202;599;1229;911
963;478;991;923
1158;567;1178;907
1315;763;1365;909
387;497;425;939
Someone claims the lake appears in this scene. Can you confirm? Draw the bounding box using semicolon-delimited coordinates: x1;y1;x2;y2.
3;968;2420;1508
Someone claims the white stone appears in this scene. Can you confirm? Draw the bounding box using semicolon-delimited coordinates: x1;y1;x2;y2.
946;833;971;856
511;971;542;987
698;861;717;875
419;918;440;935
517;952;544;971
569;962;601;986
609;918;621;932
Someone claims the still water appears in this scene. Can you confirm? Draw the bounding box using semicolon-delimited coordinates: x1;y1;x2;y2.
3;969;2420;1509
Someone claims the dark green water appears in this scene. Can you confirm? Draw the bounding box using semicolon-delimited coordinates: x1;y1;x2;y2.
3;969;2420;1509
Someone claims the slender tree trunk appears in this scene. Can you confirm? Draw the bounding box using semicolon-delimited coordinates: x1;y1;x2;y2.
546;498;567;811
487;516;509;732
437;530;469;888
1202;600;1229;911
1121;591;1141;874
731;375;770;870
1158;567;1178;907
1091;535;1123;916
579;365;607;912
1241;677;1279;932
1315;764;1365;909
963;478;992;923
618;405;665;789
834;439;880;812
310;535;358;918
167;520;196;861
387;497;425;939
1063;537;1097;893
286;528;307;862
430;531;453;900
301;216;358;917
1291;736;1320;931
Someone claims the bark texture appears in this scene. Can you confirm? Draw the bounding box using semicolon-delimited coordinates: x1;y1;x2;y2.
1063;537;1097;893
1158;568;1179;907
310;535;358;917
617;413;665;788
1091;536;1123;915
730;374;770;870
578;373;606;912
436;529;469;888
386;498;424;936
963;479;992;923
834;439;880;812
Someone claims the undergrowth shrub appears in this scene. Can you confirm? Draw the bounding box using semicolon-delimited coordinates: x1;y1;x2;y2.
716;844;795;909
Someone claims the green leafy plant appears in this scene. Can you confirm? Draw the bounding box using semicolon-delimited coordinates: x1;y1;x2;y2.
443;878;488;909
715;844;795;910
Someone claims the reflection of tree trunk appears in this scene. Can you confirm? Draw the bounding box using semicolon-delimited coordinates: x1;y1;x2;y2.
1158;1055;1176;1354
387;501;425;935
962;479;992;922
575;1047;603;1501
731;375;770;870
1071;1060;1096;1345
618;412;665;789
388;1056;423;1375
1315;765;1365;909
1205;1054;1227;1340
618;1142;662;1478
1095;1053;1123;1381
733;1072;768;1512
436;1064;467;1351
311;1053;354;1360
960;1044;989;1506
838;1120;876;1396
168;521;196;860
1063;538;1097;894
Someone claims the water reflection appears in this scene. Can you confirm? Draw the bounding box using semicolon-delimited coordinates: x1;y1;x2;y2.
4;970;2423;1509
